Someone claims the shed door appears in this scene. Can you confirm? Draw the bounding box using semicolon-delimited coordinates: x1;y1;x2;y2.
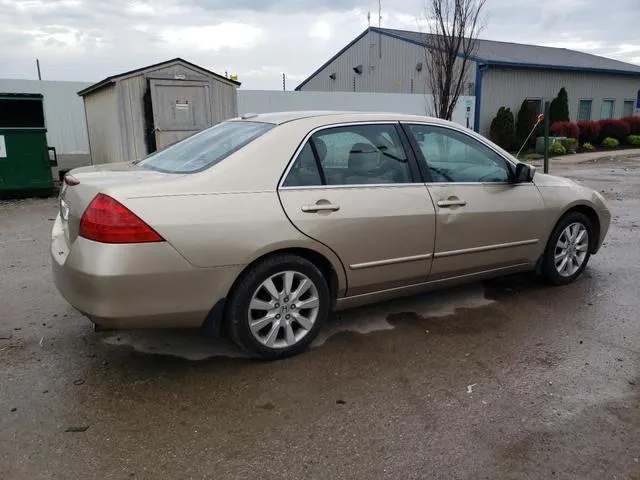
149;79;212;150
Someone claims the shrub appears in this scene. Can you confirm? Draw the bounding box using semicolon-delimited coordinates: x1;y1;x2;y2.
627;135;640;146
577;120;601;144
582;142;595;152
601;137;619;149
621;116;640;135
560;137;579;153
516;100;539;148
598;119;630;142
549;141;566;155
550;121;579;139
489;106;515;150
549;87;570;124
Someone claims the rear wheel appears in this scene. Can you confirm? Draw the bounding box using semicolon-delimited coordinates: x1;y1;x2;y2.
227;254;330;359
540;211;593;285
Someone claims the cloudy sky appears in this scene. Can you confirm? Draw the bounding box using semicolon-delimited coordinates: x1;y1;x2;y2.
1;0;639;89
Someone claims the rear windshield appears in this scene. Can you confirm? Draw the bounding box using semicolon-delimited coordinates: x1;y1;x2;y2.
136;121;274;173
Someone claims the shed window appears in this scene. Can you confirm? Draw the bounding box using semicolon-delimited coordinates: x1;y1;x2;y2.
0;98;45;128
577;100;592;121
623;100;634;118
600;100;615;119
526;98;542;114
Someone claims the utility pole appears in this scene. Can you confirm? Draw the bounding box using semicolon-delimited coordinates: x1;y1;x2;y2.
282;73;286;91
378;0;382;27
543;101;550;174
36;59;42;80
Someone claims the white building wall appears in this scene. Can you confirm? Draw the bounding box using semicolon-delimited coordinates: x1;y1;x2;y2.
297;30;476;97
238;90;475;129
480;67;640;136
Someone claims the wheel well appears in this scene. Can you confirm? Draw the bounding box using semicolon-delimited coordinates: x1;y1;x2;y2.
562;205;601;252
232;248;340;305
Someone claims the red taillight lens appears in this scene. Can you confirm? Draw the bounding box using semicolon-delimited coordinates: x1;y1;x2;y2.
79;193;164;244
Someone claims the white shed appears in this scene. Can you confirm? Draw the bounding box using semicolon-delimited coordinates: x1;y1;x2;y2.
78;58;240;165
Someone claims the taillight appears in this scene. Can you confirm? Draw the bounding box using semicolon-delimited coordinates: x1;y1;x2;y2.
79;193;164;244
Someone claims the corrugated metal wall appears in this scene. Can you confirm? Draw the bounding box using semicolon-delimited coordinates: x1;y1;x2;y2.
298;31;476;96
0;79;91;171
84;84;122;165
238;91;475;129
480;67;640;136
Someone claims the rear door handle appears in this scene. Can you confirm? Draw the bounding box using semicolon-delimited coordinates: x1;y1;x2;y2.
301;204;340;212
437;198;467;208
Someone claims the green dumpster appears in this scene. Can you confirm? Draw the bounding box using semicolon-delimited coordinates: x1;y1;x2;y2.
0;93;55;198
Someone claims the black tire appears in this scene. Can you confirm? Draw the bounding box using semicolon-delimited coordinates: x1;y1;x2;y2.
226;254;330;360
540;211;594;285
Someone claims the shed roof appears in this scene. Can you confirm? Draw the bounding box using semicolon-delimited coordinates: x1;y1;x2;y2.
78;57;240;97
296;27;640;90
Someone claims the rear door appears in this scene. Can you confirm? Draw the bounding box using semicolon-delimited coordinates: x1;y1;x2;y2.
402;123;547;281
149;79;211;150
278;122;436;297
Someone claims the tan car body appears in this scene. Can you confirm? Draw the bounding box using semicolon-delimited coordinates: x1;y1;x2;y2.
51;112;610;331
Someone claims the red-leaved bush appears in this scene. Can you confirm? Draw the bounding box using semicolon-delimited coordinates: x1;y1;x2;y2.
598;119;630;141
621;116;640;135
577;121;601;144
550;121;579;139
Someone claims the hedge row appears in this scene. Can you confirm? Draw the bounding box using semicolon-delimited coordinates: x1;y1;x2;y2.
550;117;640;144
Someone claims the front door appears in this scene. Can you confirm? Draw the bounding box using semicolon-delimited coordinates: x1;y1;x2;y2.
149;79;211;150
278;123;436;297
402;123;547;280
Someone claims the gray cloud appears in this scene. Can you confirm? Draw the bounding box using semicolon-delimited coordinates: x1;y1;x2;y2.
1;0;638;89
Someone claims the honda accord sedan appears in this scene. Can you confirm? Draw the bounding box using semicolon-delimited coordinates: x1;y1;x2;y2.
52;111;610;359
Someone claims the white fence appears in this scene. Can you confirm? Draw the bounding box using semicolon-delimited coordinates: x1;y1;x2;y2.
238;91;475;130
0;79;91;155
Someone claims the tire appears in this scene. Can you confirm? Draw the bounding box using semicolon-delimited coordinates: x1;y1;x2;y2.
540;211;594;285
226;254;330;360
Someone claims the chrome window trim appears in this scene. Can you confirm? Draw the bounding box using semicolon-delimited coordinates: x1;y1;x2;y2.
280;182;426;191
277;121;412;190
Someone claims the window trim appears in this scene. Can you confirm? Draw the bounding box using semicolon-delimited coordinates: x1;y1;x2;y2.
525;97;543;115
577;98;593;121
600;98;616;119
623;99;635;117
278;121;423;190
400;121;518;185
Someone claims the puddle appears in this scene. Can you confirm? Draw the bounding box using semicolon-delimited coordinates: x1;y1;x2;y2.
102;284;495;359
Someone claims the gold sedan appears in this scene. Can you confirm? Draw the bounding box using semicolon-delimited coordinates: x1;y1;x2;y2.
52;112;610;359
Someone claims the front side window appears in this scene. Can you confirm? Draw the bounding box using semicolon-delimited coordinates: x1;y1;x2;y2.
282;124;413;186
578;100;592;121
407;124;511;183
600;100;615;119
137;121;274;173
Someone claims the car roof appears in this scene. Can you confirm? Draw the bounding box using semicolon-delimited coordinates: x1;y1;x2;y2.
231;110;451;125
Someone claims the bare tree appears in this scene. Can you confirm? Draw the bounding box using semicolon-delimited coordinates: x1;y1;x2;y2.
422;0;486;120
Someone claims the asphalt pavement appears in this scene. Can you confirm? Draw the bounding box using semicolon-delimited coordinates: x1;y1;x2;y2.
1;158;638;480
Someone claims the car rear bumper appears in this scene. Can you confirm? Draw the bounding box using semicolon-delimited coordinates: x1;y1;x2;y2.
51;215;241;329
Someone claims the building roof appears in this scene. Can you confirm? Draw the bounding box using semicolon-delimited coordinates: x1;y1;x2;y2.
78;57;240;96
296;27;640;90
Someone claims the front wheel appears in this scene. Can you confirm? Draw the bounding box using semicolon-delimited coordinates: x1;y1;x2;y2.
540;211;593;285
226;254;330;359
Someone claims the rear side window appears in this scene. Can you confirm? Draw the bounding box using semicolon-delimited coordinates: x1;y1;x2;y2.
282;124;413;187
137;121;274;173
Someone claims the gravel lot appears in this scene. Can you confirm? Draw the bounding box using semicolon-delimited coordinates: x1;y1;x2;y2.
1;158;639;480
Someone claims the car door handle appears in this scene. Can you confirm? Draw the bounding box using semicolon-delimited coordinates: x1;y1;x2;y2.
437;198;467;208
301;204;341;212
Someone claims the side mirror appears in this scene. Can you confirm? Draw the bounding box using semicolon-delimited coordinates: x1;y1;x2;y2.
514;163;535;183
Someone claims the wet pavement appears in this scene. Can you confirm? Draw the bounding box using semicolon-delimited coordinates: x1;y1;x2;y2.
1;159;639;480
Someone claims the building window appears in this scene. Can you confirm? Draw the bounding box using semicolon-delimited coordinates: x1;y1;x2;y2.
600;99;615;119
577;99;592;121
526;98;542;114
623;100;634;117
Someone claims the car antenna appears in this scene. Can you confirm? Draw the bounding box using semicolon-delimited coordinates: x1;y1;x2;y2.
515;113;545;160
